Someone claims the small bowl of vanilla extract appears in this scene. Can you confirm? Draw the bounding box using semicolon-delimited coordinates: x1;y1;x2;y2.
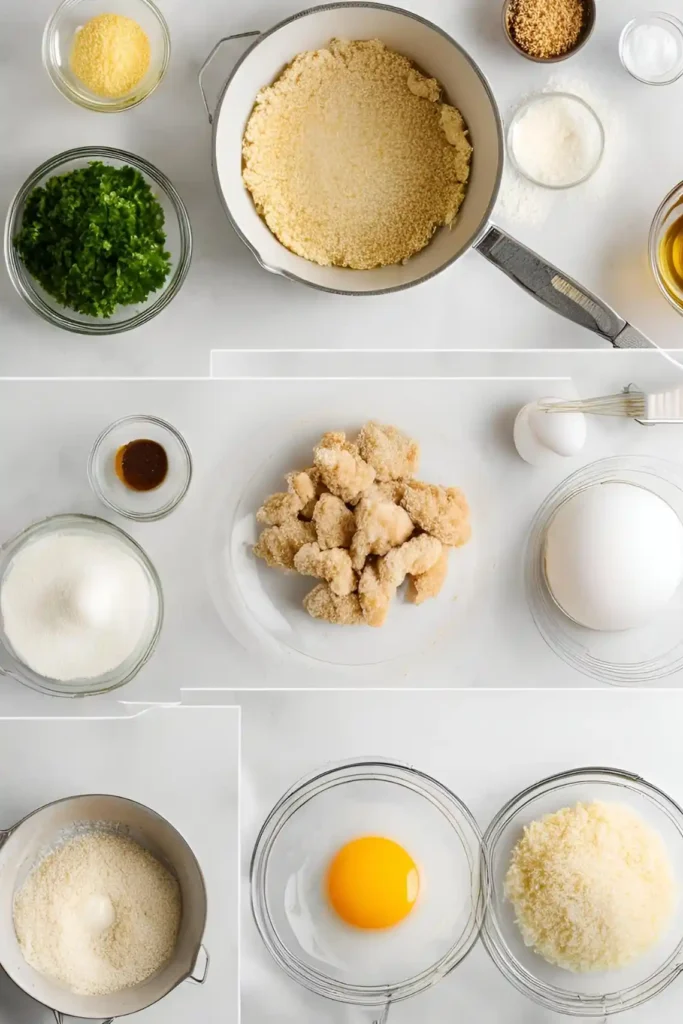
88;414;192;521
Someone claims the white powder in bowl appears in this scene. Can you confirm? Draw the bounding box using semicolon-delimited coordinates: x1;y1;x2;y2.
0;532;153;681
510;94;604;188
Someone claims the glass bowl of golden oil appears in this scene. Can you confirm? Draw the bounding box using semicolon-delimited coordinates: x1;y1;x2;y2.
650;181;683;314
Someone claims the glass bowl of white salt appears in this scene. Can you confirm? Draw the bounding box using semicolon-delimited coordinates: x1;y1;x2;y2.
507;92;605;189
0;514;163;697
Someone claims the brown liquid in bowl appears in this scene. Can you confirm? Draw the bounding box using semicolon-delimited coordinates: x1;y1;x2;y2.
115;439;168;492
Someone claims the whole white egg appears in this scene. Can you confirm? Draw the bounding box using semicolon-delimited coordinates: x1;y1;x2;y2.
544;482;683;631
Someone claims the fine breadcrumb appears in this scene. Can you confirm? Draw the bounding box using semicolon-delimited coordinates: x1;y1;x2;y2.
313;433;376;504
358;562;395;627
379;534;443;588
401;481;471;547
407;549;450;604
303;583;364;625
242;38;472;269
293;542;357;597
357;421;420;481
253;519;316;570
313;493;356;549
256;491;303;526
287;468;324;519
351;495;414;570
506;0;585;59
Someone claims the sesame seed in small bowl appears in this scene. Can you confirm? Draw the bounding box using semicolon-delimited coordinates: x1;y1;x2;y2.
503;0;596;62
43;0;170;112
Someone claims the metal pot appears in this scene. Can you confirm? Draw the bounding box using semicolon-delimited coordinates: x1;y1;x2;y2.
0;794;208;1023
200;2;652;349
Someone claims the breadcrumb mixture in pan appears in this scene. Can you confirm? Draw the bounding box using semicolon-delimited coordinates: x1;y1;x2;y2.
242;39;473;269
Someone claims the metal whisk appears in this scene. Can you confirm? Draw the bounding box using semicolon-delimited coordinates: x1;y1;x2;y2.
537;384;683;424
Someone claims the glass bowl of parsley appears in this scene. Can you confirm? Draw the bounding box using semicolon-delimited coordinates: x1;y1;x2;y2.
4;146;192;334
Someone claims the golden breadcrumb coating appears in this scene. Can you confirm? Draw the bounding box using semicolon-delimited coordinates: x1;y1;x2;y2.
358;562;395;627
253;519;316;570
356;480;407;506
401;481;471;547
313;493;356;549
293;542;357;597
256;491;303;526
357;421;420;481
303;583;364;625
313;433;375;504
407;549;450;604
350;496;414;570
287;468;324;519
379;534;443;587
242;38;472;269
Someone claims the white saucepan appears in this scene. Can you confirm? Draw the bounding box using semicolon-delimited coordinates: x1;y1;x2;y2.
200;2;652;349
0;794;208;1023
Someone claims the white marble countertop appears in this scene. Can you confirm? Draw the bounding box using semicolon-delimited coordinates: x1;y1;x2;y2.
2;0;683;376
238;687;683;1024
0;706;239;1024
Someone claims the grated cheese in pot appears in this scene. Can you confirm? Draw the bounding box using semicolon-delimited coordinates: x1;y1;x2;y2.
505;801;677;972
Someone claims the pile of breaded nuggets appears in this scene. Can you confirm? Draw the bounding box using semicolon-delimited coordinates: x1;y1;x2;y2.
253;422;471;627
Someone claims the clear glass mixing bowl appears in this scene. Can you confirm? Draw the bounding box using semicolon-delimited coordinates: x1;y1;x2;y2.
4;147;192;335
525;455;683;685
482;767;683;1016
250;758;485;1011
649;179;683;316
0;514;163;697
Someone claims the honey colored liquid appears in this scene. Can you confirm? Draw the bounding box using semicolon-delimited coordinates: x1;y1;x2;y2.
658;208;683;306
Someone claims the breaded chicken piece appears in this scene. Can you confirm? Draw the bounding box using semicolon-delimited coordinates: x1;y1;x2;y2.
350;496;414;570
401;481;471;547
358;480;407;505
357;421;420;481
253;519;316;570
256;491;303;526
303;583;363;625
407;549;450;604
379;534;443;587
293;542;356;597
312;493;356;549
358;562;395;627
313;433;375;504
287;468;324;519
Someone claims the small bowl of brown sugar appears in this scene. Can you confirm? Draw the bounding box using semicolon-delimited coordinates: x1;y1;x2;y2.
503;0;595;62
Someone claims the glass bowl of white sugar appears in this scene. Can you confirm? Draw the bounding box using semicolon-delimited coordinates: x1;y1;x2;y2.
507;92;605;189
0;514;163;697
620;14;683;86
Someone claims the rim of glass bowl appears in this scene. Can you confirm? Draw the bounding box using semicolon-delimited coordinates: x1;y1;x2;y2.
0;513;164;697
250;757;487;1007
524;455;683;686
481;766;683;1017
42;0;171;112
619;14;683;86
507;92;605;190
88;414;193;522
4;146;192;335
649;179;683;317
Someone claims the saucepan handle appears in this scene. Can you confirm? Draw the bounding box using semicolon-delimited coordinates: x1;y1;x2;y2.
475;225;654;350
187;944;210;985
199;32;261;124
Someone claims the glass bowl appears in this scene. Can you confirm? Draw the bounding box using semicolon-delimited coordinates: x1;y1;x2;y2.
525;456;683;685
619;14;683;85
650;179;683;316
88;414;192;522
502;0;596;63
507;93;605;189
250;758;484;1010
0;514;163;697
4;147;192;335
43;0;170;112
482;767;683;1017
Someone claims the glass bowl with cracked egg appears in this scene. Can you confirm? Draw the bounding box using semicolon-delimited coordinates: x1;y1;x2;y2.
250;758;485;1013
525;455;683;685
482;767;683;1017
206;420;479;669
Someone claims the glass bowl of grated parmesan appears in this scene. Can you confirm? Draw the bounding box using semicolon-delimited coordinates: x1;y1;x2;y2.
482;767;683;1017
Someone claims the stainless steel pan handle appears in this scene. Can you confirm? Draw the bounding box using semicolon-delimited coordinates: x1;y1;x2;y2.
475;225;654;350
199;32;260;124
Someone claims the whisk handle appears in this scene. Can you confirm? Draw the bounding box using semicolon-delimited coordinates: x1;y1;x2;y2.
476;226;655;349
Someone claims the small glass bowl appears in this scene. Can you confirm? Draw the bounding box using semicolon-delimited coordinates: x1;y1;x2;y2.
619;14;683;86
482;767;683;1017
525;456;683;686
649;179;683;316
4;147;192;336
250;758;485;1009
0;514;163;697
88;415;192;522
507;93;605;189
502;0;596;62
43;0;170;112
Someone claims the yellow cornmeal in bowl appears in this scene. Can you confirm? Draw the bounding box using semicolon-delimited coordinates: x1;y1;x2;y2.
70;13;151;99
242;39;473;270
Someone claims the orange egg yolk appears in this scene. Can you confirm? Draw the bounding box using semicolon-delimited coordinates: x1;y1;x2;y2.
326;836;419;929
